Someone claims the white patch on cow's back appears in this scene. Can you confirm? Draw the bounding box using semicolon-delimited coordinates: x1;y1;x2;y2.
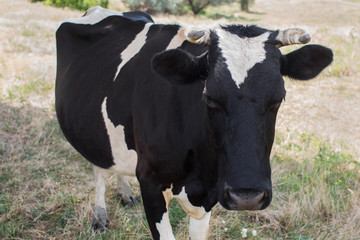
101;97;137;176
63;6;123;25
113;23;152;81
166;27;186;50
217;29;270;88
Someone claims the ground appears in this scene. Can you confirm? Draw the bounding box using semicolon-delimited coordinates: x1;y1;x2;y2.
0;0;360;239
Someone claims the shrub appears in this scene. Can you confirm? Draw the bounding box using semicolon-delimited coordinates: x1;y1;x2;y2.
187;0;220;15
123;0;182;14
43;0;108;11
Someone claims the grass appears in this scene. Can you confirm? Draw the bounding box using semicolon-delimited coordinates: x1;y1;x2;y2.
198;2;261;22
1;0;360;239
6;75;54;103
1;98;359;240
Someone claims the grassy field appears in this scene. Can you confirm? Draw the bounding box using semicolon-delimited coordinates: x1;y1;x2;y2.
1;0;360;239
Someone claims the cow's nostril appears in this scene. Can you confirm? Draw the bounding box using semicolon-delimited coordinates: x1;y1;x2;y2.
225;188;269;211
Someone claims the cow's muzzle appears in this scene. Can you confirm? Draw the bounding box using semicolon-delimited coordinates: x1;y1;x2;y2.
224;186;271;211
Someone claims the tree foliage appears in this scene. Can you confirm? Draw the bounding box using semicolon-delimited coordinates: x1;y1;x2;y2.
122;0;182;14
33;0;255;16
187;0;218;15
42;0;108;11
122;0;233;15
240;0;249;12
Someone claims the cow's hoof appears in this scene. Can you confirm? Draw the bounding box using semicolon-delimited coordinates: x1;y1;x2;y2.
92;206;108;232
91;217;108;232
121;196;139;207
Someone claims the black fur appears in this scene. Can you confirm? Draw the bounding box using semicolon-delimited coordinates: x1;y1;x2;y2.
281;44;334;80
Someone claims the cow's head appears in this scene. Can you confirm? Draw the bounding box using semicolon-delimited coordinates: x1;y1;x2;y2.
152;25;333;211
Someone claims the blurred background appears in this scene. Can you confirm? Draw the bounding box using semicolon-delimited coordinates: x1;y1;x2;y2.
1;0;360;239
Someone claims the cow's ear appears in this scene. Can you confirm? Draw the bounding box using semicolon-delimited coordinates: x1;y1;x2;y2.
281;44;333;80
151;49;208;85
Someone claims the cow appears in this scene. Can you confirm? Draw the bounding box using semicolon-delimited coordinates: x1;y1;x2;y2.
55;6;333;240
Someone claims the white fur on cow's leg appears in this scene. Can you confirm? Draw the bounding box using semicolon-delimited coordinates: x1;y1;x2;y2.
154;187;175;240
156;211;176;240
92;166;109;232
189;211;211;240
174;187;211;240
117;175;138;207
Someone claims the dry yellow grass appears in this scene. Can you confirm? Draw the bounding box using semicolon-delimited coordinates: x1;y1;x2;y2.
1;0;360;239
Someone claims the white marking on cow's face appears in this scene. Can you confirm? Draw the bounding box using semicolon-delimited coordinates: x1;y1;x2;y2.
113;23;152;81
189;211;211;240
63;6;123;25
216;29;270;88
101;97;137;176
166;28;186;50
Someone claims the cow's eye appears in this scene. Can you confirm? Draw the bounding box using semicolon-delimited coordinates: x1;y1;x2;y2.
203;94;222;109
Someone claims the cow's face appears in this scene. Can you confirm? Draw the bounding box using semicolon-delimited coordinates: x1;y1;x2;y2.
152;25;333;211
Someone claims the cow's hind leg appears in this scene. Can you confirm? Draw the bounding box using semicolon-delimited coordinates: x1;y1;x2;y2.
116;174;139;207
91;166;109;232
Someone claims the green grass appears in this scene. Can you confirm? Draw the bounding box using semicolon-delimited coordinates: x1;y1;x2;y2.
6;76;54;102
1;103;359;239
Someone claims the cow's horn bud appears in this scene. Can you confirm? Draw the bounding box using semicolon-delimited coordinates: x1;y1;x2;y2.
185;29;210;45
276;28;311;48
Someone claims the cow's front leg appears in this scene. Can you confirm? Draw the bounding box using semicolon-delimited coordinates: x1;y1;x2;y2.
175;187;212;240
91;166;109;231
137;172;175;240
189;211;211;240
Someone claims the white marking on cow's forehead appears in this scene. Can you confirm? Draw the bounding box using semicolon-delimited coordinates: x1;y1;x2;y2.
101;97;137;176
113;23;152;81
216;29;270;88
166;27;186;50
63;6;123;25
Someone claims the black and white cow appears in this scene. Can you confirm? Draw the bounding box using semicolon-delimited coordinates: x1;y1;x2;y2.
55;6;333;240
